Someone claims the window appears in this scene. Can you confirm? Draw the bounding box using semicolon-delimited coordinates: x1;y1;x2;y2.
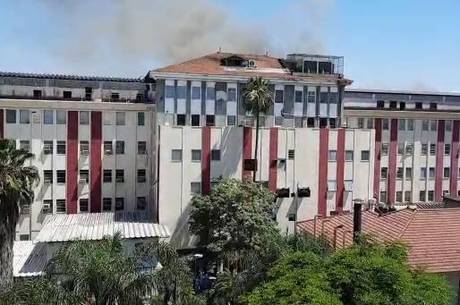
135;196;147;211
275;116;284;126
33;90;42;99
176;114;186;126
307;117;315;127
288;150;295;160
345;151;353;161
138;112;145;126
19;140;30;152
400;102;406;110
382;119;389;130
19;110;30;124
44;141;53;155
191;114;200;126
42;199;53;214
211;149;221;161
56;199;66;213
389;101;397;109
192;86;201;99
405;144;413;155
206;87;215;100
422;120;429;131
357;118;364;129
429;103;437;110
366;118;373;129
381;143;389;155
137;169;146;183
295;91;302;103
103;198;112;211
275;90;284;103
407;119;414;131
63;91;72;99
397;143;404;155
44;170;53;183
165;85;175;98
380;191;387;203
295;117;304;128
446;120;452;132
80;111;89;125
430;120;437;131
80;170;89;183
57;110;66;124
416;102;423;109
206;115;215;126
428;191;434;201
397;167;403;179
191;149;202;162
421;144;428;155
116;141;125;154
80;141;89;155
227;115;236;126
6;109;16;123
115;198;124;211
111;92;120;101
328;150;337;161
227;88;236;101
327;180;337;192
44;110;54;124
419;191;426;202
191;182;201;194
135;141;146;155
429;167;435;179
116;112;125;125
57;170;66;184
396;191;403;202
405;167;412;179
361;150;370;161
116;170;124;183
171;149;182;161
430;144;436;155
85;87;93;100
103;170;112;183
79;199;89;213
420;167;427;179
398;119;406;130
329;118;336;128
377;100;385;109
381;167;388;179
176;86;186;99
444;167;450;178
445;144;451;155
104;141;113;155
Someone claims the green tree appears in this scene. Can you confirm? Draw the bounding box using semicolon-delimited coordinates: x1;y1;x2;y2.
0;139;39;292
242;77;273;182
244;240;453;305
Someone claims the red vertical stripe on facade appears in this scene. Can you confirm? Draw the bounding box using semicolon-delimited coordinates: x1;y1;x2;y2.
373;118;382;201
450;121;460;196
90;112;102;212
0;109;4;139
435;120;445;202
318;128;329;216
242;127;253;180
268;128;278;192
201;126;211;195
66;111;78;214
335;128;345;211
388;119;398;205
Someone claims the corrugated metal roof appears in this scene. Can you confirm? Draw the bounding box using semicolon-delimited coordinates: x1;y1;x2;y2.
0;71;143;83
35;212;170;242
13;241;48;277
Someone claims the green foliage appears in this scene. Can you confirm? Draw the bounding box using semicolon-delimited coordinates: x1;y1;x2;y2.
242;77;273;116
243;240;454;305
189;178;278;255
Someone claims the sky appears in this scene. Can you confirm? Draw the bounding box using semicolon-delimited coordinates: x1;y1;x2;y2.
0;0;459;92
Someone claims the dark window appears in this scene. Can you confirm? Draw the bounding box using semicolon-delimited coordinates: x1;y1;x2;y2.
138;112;145;126
295;91;302;103
6;109;16;123
43;140;53;155
116;170;124;183
103;198;112;211
319;118;328;128
57;141;66;154
288;150;295;160
211;149;221;161
191;115;200;126
275;90;284;103
115;198;124;211
44;170;53;183
329;118;337;128
56;170;66;184
206;87;215;100
104;141;113;155
177;114;186;126
138;141;147;155
429;103;437;110
116;141;125;154
19;234;30;241
191;87;201;99
42;200;53;214
56;199;66;213
80;141;89;155
79;199;89;212
111;93;120;101
415;102;423;109
227;115;236;126
85;87;92;100
103;170;112;183
33;90;42;99
137;169;146;183
303;61;318;74
400;102;405;110
318;61;333;74
307;117;315;127
206;115;215;126
80;170;89;183
389;101;397;109
63;91;72;99
191;149;201;162
377;100;385;109
137;197;147;210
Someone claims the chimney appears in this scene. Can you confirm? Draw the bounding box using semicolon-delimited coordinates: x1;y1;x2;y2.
353;199;363;243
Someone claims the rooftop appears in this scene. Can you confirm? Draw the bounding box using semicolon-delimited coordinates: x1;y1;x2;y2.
298;207;460;273
0;71;143;83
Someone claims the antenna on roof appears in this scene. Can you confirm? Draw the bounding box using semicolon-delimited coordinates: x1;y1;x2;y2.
218;47;222;53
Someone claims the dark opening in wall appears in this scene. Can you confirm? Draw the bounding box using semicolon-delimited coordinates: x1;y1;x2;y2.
206;115;215;126
307;117;315;127
191;115;200;126
416;102;423;109
429;103;437;110
33;90;42;99
319;118;328;128
63;91;72;99
389;101;397;109
377;100;385;109
400;102;406;110
176;114;186;126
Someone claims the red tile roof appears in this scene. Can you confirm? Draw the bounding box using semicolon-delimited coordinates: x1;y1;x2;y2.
297;207;460;273
152;52;351;84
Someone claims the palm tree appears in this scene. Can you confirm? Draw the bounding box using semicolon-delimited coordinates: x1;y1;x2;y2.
0;139;38;292
242;77;273;182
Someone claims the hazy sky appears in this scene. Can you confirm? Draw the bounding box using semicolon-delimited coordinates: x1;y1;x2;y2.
0;0;459;92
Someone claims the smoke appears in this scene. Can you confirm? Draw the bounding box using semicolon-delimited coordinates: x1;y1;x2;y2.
36;0;335;75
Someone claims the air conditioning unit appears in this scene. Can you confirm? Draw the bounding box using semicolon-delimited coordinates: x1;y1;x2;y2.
81;149;89;155
44;178;52;184
42;203;51;213
79;178;87;184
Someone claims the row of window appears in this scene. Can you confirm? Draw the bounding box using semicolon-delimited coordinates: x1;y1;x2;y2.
36;196;147;214
357;117;454;132
5;109;146;126
328;150;370;162
381;166;459;180
42;169;147;184
376;100;437;111
18;140;147;155
379;189;452;203
379;143;451;156
171;149;221;162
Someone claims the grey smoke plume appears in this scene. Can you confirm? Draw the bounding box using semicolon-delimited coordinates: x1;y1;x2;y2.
39;0;335;76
